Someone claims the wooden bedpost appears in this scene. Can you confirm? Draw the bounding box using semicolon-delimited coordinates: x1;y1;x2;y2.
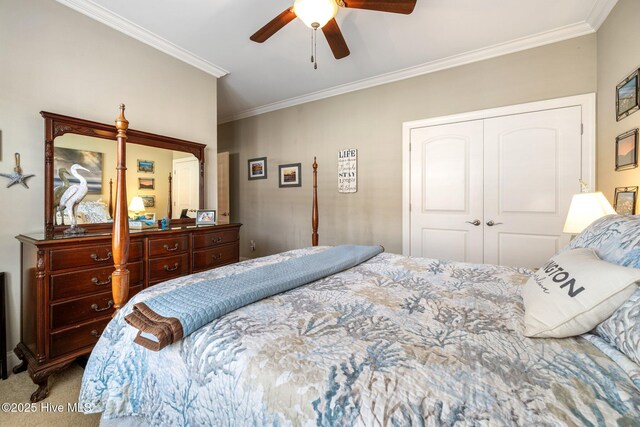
312;157;318;246
108;178;113;218
112;104;130;314
168;172;173;219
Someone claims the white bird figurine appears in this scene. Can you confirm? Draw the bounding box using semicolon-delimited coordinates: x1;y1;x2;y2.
60;164;90;235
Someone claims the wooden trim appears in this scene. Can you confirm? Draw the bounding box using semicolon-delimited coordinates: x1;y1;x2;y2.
312;158;318;246
111;105;130;313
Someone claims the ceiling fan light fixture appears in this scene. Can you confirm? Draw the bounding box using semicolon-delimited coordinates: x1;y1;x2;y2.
293;0;338;29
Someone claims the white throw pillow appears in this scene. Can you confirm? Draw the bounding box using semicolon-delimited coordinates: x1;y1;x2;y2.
522;248;640;338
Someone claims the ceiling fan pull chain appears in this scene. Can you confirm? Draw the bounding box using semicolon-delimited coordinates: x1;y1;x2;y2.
313;26;318;69
310;28;314;63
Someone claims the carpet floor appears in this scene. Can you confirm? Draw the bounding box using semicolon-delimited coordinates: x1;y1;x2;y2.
0;362;100;427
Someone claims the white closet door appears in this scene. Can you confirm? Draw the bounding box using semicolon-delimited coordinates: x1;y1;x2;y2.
483;106;582;268
409;120;484;263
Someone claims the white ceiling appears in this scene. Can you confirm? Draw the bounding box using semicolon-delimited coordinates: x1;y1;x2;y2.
58;0;617;122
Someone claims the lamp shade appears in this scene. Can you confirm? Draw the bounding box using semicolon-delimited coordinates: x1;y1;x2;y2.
128;196;146;213
293;0;338;28
563;192;615;234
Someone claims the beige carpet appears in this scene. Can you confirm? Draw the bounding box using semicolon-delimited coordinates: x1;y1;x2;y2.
0;362;100;427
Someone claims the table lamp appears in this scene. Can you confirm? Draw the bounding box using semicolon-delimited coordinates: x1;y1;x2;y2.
563;191;615;235
128;196;146;219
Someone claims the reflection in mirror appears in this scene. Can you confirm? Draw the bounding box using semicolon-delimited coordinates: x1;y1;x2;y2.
54;134;199;225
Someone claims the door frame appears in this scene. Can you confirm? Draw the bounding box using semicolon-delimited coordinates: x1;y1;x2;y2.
402;93;596;256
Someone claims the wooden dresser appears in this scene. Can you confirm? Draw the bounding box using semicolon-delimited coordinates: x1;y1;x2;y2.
14;223;241;402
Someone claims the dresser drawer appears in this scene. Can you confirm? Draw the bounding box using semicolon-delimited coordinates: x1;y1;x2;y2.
148;235;189;257
50;241;143;271
193;229;239;249
192;243;239;272
50;261;143;301
49;317;111;359
50;286;142;330
148;253;189;284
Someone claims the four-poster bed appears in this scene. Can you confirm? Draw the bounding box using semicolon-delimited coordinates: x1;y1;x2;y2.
77;106;640;425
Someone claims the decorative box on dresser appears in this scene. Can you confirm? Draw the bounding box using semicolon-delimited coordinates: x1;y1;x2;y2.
14;223;241;402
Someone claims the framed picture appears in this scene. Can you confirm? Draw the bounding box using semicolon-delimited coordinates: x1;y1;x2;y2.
615;128;638;171
279;163;302;188
53;146;103;194
616;69;639;121
196;209;216;226
137;159;155;173
144;212;156;221
248;157;267;180
141;195;155;208
138;177;155;190
614;186;638;215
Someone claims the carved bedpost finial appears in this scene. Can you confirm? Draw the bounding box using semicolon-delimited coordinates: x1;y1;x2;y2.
115;104;129;137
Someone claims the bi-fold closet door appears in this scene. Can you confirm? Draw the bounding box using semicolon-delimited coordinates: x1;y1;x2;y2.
409;106;582;269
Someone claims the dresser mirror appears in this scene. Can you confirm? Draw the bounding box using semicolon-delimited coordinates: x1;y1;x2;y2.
43;111;206;235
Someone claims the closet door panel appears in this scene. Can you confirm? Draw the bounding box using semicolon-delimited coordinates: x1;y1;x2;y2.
409;121;484;263
483;106;582;268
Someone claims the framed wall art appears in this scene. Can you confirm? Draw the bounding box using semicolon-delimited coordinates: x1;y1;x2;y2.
248;157;267;180
137;159;155;173
338;148;357;193
616;68;639;121
615;128;638;171
614;186;638;215
53;146;103;194
279;163;301;188
138;177;155;190
141;195;155;208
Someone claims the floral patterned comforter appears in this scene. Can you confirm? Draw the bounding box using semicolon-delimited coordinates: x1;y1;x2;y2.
80;247;640;426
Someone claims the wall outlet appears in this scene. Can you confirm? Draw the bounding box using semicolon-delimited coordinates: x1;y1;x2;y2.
250;240;256;252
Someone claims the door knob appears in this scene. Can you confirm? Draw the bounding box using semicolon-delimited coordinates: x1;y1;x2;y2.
465;219;481;226
221;212;230;216
486;220;503;227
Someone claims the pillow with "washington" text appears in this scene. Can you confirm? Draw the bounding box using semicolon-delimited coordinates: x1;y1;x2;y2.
522;248;640;338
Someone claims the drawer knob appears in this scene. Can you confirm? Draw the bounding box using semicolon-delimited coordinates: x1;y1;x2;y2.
90;330;102;338
212;253;223;260
91;276;112;286
91;300;114;312
212;237;223;244
90;251;112;262
164;263;179;272
163;243;179;252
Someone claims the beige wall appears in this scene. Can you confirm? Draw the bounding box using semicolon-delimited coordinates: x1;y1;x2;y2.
596;0;640;207
0;0;217;361
219;35;597;259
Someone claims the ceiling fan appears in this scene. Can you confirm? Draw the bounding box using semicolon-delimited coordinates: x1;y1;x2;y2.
250;0;417;66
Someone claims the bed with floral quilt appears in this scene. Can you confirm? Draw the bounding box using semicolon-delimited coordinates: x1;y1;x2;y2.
80;216;640;427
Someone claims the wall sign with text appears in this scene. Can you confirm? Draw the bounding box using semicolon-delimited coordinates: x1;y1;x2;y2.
338;148;357;193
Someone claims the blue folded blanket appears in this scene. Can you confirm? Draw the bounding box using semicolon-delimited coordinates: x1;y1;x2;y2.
124;245;384;350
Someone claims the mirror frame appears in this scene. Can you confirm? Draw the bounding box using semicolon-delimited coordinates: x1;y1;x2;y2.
42;111;206;235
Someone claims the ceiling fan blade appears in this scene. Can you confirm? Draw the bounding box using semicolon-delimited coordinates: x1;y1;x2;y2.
250;8;297;43
322;18;350;59
341;0;416;14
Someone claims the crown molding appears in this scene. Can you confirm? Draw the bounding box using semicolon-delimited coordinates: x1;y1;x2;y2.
586;0;618;30
219;21;595;123
55;0;229;78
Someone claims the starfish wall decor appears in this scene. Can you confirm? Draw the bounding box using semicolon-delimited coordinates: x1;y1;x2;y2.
1;153;35;188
